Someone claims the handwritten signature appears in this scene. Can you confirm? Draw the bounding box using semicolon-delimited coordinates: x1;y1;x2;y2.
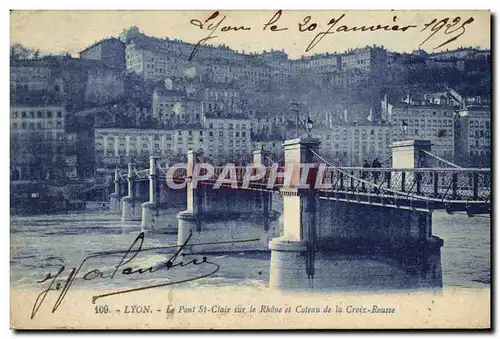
31;232;259;319
188;10;476;60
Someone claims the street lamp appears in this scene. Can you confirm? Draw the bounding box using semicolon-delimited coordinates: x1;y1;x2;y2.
306;116;314;137
402;120;408;139
290;101;314;138
290;101;300;138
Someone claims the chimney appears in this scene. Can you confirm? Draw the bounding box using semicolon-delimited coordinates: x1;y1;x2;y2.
403;93;410;104
381;94;389;121
367;108;374;122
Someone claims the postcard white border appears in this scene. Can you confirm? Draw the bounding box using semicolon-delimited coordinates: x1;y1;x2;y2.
2;0;497;337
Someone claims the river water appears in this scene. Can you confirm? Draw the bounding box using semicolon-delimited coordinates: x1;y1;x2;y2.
10;209;490;292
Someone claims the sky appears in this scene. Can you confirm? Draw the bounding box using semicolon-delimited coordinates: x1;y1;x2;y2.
10;10;490;59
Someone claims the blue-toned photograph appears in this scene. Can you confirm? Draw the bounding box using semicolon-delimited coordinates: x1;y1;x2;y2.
9;10;491;329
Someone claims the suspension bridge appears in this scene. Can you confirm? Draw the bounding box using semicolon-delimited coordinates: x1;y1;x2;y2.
101;140;490;216
91;138;490;291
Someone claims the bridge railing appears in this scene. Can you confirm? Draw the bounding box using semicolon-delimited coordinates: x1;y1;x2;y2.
117;161;490;203
160;166;187;185
321;167;491;202
175;166;287;188
134;169;149;180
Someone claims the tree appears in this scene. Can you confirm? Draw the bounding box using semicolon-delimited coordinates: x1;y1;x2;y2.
123;72;154;108
10;43;40;60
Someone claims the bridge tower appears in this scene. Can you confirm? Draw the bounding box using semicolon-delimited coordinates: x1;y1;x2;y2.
269;138;444;291
141;156;161;231
269;138;321;289
121;162;142;221
253;149;276;247
176;148;281;253
391;139;432;169
177;150;203;252
109;169;122;213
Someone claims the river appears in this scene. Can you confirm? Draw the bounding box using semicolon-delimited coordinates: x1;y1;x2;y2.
10;209;490;291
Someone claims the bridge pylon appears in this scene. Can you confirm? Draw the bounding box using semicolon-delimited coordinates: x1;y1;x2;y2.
109;169;122;213
121;162;141;221
253;149;276;246
177;149;204;253
391;139;432;169
268;138;445;291
141;156;161;231
269;138;321;289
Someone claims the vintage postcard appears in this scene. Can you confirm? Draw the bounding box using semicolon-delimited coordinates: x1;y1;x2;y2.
10;10;491;329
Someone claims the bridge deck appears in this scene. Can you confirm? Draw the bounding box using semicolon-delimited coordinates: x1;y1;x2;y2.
102;165;492;215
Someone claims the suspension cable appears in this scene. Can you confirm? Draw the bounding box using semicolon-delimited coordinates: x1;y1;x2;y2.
421;149;462;168
156;163;167;175
309;149;426;199
380;155;392;164
308;148;486;204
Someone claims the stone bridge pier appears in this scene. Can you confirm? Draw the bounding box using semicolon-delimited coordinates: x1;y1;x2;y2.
252;149;280;248
268;138;443;292
177;150;206;253
109;158;186;229
141;156;161;231
177;149;280;254
121;163;148;221
268;138;320;290
109;169;122;213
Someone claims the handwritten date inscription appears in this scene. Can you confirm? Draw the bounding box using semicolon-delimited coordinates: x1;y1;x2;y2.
189;10;476;60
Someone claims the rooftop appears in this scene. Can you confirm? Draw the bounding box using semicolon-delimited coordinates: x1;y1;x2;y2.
11;95;65;107
79;37;124;55
125;28;440;63
10;56;115;71
461;105;491;111
204;113;250;120
153;86;186;98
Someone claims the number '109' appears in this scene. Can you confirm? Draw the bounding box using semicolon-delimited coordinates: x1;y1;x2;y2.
95;305;110;314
